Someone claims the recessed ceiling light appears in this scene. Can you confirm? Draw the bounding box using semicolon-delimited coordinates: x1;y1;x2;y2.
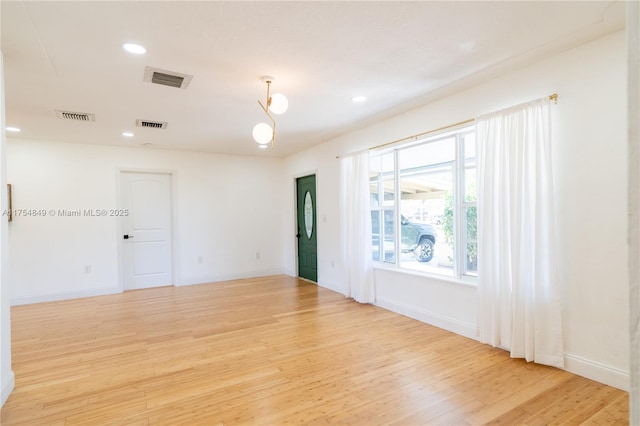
122;132;134;137
6;127;21;133
351;96;367;103
123;43;146;55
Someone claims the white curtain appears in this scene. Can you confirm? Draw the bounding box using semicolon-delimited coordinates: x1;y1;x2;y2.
476;97;564;368
340;151;375;303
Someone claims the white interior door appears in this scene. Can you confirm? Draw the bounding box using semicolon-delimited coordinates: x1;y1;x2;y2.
121;171;173;290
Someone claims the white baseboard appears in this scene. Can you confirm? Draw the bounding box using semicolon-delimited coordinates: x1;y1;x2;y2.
317;279;343;294
375;298;630;390
375;298;630;392
11;286;122;306
375;296;477;340
11;270;288;304
176;269;287;287
564;353;629;391
1;370;15;407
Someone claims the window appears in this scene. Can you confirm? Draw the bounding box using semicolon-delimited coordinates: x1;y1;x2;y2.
370;153;395;263
370;126;477;279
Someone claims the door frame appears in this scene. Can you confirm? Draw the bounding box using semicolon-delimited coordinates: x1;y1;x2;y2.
116;168;180;291
293;170;318;280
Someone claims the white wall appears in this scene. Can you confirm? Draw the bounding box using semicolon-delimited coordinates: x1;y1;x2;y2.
7;140;285;304
1;53;15;408
628;1;639;421
283;31;629;390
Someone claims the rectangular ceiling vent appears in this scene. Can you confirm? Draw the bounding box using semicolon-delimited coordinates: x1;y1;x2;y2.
55;110;95;121
143;66;193;89
136;119;168;129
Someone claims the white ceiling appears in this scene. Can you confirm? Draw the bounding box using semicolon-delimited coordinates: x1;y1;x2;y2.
1;1;625;157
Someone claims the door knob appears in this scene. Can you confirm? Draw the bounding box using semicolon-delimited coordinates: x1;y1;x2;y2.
123;234;134;239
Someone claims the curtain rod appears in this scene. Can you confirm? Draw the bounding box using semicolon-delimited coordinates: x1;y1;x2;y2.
336;93;558;159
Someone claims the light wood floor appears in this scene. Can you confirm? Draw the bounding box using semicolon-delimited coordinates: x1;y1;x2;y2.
1;275;629;425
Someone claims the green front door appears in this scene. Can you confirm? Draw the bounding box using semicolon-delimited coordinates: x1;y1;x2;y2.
296;175;317;282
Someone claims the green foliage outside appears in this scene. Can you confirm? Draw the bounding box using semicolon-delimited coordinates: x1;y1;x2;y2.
443;192;454;245
442;186;478;272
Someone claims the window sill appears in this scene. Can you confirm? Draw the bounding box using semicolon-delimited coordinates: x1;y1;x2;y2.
372;262;477;288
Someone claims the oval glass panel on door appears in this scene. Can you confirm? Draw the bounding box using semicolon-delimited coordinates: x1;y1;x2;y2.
304;191;313;239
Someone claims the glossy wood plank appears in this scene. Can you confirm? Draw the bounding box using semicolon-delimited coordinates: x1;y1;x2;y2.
1;275;629;425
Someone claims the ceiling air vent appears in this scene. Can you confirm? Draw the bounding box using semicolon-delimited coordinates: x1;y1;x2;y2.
143;66;193;89
136;119;168;129
55;110;95;121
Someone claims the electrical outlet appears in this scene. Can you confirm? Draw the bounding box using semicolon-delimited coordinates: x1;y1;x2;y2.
256;252;260;260
197;256;203;264
84;265;92;274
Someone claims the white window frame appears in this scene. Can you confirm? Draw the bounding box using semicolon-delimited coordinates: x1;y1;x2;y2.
370;125;477;282
370;156;396;264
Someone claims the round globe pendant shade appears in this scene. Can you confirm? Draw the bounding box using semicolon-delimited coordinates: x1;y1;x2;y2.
269;93;288;115
252;122;273;145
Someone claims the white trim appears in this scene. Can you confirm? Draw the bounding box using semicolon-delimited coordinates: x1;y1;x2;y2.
291;169;319;181
375;296;477;340
1;370;14;407
174;269;286;287
10;286;121;306
373;263;477;288
170;171;181;286
317;279;342;294
564;353;630;391
628;0;640;421
375;296;630;391
116;169;177;290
